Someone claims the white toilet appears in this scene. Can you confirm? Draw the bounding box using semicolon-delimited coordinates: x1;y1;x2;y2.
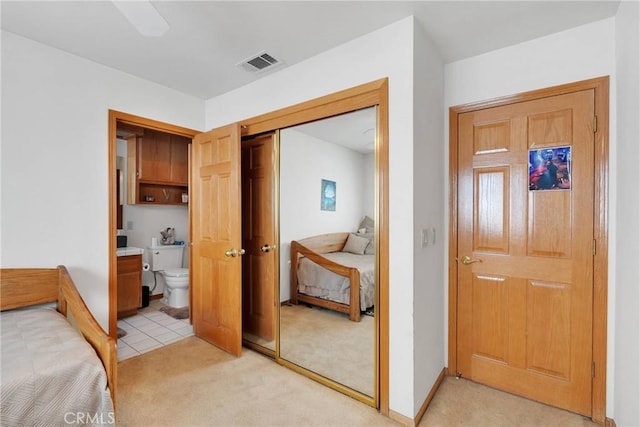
148;244;189;308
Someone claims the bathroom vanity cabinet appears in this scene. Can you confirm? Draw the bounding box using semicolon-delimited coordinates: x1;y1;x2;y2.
127;129;190;205
117;254;142;319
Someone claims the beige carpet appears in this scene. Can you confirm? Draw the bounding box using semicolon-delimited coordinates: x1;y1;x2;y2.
280;304;374;396
419;376;599;427
117;336;393;427
118;336;600;427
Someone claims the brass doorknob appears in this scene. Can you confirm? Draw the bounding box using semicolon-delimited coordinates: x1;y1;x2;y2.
225;248;246;257
460;255;482;265
260;244;276;253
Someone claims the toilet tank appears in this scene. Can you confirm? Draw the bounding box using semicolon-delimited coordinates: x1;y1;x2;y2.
149;245;184;271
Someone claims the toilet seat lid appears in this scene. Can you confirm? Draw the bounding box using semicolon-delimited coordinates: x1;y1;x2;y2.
163;268;189;277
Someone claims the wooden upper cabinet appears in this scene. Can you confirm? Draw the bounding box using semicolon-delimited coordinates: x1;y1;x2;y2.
169;134;189;185
137;130;189;184
127;129;190;205
139;130;172;183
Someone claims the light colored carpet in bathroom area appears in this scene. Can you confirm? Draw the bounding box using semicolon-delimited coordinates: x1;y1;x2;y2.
117;336;599;427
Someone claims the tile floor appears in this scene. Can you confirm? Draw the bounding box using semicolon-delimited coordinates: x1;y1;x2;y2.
117;299;193;361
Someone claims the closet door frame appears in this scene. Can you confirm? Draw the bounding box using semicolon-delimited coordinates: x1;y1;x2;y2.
239;78;389;413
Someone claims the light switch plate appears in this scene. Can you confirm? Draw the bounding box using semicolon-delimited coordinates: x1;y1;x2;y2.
422;227;436;247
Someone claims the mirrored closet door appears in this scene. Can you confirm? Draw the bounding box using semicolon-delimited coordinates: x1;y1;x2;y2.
278;107;377;399
234;78;388;408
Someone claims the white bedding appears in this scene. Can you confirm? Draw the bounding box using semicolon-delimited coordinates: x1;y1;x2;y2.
297;252;375;310
1;308;114;426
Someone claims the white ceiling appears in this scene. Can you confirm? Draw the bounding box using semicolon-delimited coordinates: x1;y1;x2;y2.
1;1;620;100
289;107;377;154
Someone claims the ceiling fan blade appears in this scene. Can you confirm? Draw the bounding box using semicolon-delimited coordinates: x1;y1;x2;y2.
112;1;169;37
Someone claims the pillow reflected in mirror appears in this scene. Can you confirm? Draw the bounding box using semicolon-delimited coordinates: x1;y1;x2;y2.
343;233;370;255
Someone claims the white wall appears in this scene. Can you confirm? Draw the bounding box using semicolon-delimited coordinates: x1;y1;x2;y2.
205;17;438;418
412;20;445;412
0;31;204;329
444;17;623;417
614;2;640;426
445;19;616;105
279;129;368;301
363;153;376;219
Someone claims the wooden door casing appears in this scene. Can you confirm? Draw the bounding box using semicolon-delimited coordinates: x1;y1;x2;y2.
241;134;276;341
109;109;199;340
456;89;596;415
191;123;243;356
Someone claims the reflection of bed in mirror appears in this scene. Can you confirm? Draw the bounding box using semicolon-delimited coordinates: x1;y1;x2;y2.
290;232;375;322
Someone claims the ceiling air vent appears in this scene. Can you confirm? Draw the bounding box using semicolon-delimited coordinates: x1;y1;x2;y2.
238;51;282;73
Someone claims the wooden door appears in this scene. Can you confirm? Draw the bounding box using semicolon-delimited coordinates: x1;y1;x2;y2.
191;123;243;356
241;134;276;340
456;89;595;415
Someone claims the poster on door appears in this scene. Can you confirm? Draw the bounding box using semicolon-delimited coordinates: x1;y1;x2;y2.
528;146;571;191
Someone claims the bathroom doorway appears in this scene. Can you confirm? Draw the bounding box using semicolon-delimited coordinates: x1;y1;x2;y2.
108;111;199;340
108;112;278;358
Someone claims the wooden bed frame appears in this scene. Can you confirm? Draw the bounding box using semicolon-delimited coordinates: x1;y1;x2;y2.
0;266;117;409
290;232;362;322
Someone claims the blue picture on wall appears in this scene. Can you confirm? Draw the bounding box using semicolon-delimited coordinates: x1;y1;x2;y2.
321;179;336;211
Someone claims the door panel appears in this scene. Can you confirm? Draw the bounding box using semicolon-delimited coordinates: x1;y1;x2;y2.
191;123;242;356
471;274;508;363
242;134;276;341
528;192;572;257
474;167;509;253
457;90;594;415
526;279;571;379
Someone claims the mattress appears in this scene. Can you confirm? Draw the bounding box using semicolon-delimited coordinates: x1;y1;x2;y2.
1;308;114;426
297;252;375;310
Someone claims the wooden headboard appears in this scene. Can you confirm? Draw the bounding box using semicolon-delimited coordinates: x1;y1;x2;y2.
0;268;59;310
294;232;349;255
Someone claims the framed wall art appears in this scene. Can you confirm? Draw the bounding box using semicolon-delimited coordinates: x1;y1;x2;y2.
529;146;572;191
321;179;336;211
